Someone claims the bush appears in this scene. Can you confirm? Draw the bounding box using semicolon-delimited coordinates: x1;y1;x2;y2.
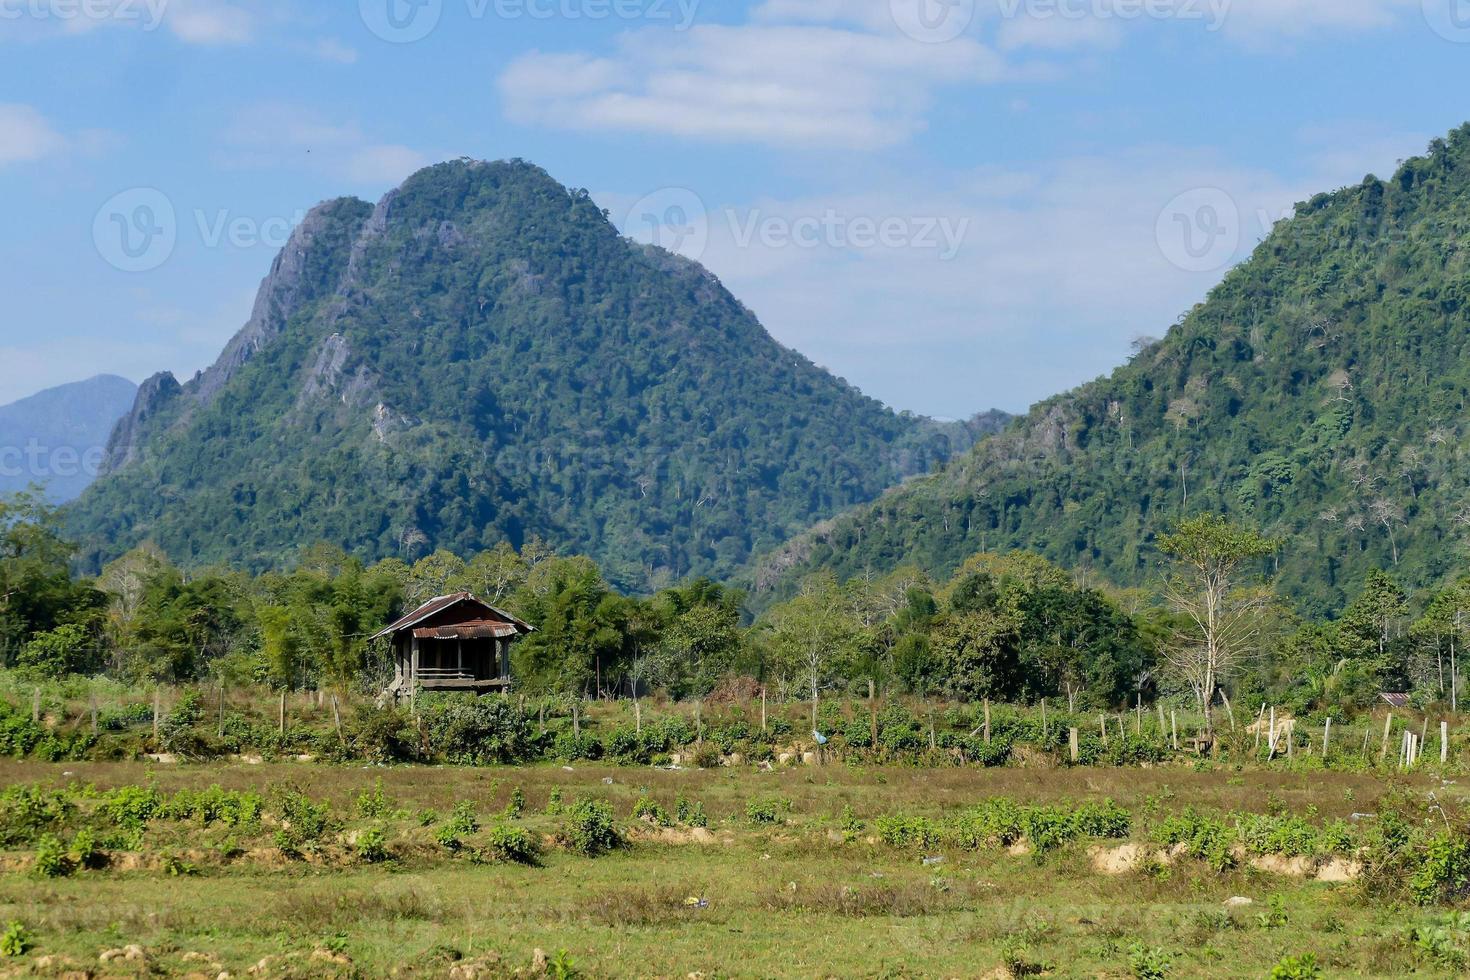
356;780;393;820
484;823;540;865
1411;833;1470;906
745;798;788;825
423;696;536;765
1128;943;1172;980
875;814;943;850
1267;953;1322;979
32;834;69;879
342;705;413;764
0;921;30;958
552;730;604;762
563;799;620;856
633;796;671;827
356;825;390;863
436;801;481;851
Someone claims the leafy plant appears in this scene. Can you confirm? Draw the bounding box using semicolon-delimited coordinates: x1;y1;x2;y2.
562;799;620;857
0;921;30;958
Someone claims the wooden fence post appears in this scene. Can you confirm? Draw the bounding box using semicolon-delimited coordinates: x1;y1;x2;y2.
1254;704;1265;752
929;708;936;751
1267;706;1276;759
1099;713;1108;746
90;695;98;735
218;684;225;737
574;701;582;739
331;694;344;744
32;688;41;724
1171;710;1178;751
278;689;286;736
1135;693;1142;735
153;688;160;739
1069;727;1079;763
1380;712;1394;764
1323;717;1331;758
761;687;767;733
983;700;991;746
1041;698;1048;740
1156;702;1165;738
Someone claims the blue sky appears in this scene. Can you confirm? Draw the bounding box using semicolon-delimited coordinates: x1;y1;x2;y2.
2;0;1468;419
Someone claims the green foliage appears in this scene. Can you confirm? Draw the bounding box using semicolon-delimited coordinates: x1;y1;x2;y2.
745;797;789;825
0;921;31;958
632;796;671;827
562;798;620;856
1267;953;1322;979
32;833;69;878
355;824;390;863
483;822;540;865
356;779;393;820
1127;943;1172;980
422;696;536;765
757;126;1470;617
67;161;993;592
1411;833;1470;905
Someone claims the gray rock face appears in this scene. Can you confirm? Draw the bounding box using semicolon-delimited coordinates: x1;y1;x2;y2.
193;198;370;407
99;371;180;476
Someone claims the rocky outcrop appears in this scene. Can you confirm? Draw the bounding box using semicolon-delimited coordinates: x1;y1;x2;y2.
100;371;180;475
192;197;372;407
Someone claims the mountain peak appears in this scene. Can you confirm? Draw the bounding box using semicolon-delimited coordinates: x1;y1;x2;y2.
70;159;1002;589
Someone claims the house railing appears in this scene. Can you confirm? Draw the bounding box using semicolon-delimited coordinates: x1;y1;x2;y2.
414;667;478;681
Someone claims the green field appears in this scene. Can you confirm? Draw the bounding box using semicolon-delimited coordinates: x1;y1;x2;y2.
0;759;1466;978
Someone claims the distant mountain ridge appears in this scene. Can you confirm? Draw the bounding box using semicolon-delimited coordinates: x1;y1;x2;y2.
0;375;138;503
755;124;1470;615
71;159;1007;589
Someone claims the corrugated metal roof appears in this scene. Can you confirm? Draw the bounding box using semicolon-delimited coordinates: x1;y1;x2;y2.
370;592;534;640
413;622;521;640
1379;692;1411;708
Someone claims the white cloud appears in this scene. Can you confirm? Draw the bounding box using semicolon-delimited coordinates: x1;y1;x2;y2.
216;103;427;187
307;37;359;64
499;22;1006;150
0;104;65;166
164;0;253;44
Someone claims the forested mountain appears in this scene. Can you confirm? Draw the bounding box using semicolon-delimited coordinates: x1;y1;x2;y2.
68;160;1005;591
0;375;137;503
756;124;1470;616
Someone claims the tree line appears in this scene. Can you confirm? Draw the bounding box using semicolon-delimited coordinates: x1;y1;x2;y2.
4;492;1468;721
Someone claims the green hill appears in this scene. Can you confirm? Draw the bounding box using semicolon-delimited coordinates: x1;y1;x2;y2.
754;125;1470;615
69;160;1005;590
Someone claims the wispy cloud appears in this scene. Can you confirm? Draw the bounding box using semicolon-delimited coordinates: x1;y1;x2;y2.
499;21;1007;151
0;104;66;166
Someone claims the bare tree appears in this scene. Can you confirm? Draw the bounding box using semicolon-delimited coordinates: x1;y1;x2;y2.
1159;515;1277;739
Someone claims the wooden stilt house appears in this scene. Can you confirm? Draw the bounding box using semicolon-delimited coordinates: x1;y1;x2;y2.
373;592;534;701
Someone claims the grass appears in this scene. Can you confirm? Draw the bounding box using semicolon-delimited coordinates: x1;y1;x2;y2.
0;759;1465;977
